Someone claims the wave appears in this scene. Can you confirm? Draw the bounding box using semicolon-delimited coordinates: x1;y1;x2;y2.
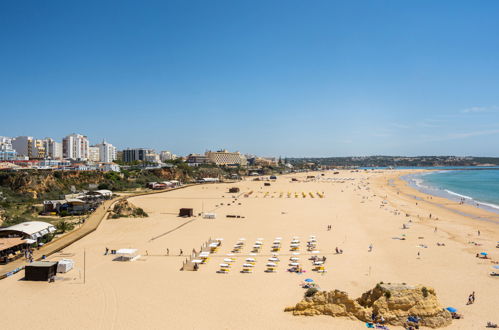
444;190;473;200
406;172;499;214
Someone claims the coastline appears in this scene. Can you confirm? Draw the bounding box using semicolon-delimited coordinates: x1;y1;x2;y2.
373;169;499;235
401;170;499;215
0;169;497;330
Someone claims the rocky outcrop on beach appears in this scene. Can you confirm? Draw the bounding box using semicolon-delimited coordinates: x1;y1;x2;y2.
109;200;148;219
284;283;452;328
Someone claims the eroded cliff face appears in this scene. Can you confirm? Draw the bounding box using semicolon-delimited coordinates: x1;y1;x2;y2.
0;168;193;199
285;284;452;328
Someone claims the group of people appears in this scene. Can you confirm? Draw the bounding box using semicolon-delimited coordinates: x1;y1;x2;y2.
24;248;34;263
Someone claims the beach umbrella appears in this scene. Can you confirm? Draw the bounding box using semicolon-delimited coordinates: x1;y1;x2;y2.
268;257;279;262
192;259;203;263
312;250;320;254
290;257;299;261
227;253;235;256
314;261;324;265
246;258;256;262
446;307;457;313
292;252;300;255
242;263;254;267
223;258;234;263
266;262;277;267
480;252;488;256
290;262;300;266
219;263;230;268
304;278;314;282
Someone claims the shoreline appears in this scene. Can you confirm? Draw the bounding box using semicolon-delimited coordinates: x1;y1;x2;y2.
401;170;499;215
373;169;499;237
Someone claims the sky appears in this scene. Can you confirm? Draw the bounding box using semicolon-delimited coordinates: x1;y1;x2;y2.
1;1;499;157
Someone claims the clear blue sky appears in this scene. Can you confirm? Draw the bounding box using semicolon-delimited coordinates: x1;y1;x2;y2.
1;1;499;157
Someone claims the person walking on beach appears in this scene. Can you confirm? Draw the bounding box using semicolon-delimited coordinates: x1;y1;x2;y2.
105;247;109;255
417;251;420;259
167;248;169;256
478;230;480;236
368;244;373;252
179;249;183;256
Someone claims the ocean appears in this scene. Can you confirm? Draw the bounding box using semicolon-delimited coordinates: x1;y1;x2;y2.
403;168;499;213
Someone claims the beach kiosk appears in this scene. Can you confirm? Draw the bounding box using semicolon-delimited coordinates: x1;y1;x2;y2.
179;208;194;217
25;261;58;281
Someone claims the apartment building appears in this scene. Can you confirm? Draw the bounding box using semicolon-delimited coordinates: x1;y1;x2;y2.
63;133;90;160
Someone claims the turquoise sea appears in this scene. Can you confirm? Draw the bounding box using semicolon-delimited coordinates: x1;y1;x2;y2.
404;168;499;212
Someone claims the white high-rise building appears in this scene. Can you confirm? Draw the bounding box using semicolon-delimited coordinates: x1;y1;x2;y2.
62;133;90;160
95;140;116;163
160;150;176;162
42;138;63;159
88;146;100;162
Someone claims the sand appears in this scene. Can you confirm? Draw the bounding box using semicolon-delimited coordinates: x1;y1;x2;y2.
0;169;497;330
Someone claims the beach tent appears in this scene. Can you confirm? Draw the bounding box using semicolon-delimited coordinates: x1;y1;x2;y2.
57;259;74;273
114;249;140;261
25;261;58;281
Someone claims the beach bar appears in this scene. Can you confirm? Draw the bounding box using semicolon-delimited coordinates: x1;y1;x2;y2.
179;208;194;217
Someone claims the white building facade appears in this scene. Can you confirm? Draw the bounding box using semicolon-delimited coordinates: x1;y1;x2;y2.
63;134;90;160
96;140;116;163
42;138;63;159
88;146;100;162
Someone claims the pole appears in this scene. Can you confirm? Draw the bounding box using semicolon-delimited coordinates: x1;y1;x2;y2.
84;249;86;284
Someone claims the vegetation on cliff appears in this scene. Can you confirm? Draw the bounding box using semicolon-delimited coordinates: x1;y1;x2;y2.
109;200;148;219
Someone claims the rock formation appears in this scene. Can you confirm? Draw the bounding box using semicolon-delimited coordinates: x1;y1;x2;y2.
285;283;452;328
109;200;148;219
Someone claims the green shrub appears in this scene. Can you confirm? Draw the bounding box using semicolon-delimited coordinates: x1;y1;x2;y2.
384;291;391;299
422;287;429;298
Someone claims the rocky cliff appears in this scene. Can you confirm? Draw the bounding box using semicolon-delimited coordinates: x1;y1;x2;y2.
285;283;452;328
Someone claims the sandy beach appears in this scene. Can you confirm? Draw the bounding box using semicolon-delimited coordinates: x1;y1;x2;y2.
0;169;497;330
